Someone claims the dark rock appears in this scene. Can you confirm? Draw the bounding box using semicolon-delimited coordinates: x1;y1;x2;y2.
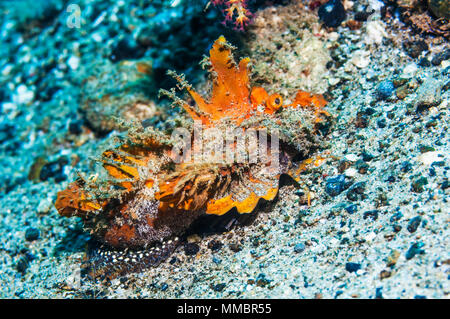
377;118;387;128
318;0;346;28
68;120;83;135
355;111;369;128
355;160;369;174
160;283;168;291
354;9;374;21
405;242;425;260
213;283;226;292
400;161;412;173
361;151;374;162
419;145;435;153
256;273;271;287
25;227;40;241
345;262;361;273
345;204;358;214
39;157;68;182
376;81;395;100
208;240;223;251
325;175;346;197
418;58;431;67
294;243;306;253
403;40;428;59
16;256;29;274
363;210;379;221
390;211;403;222
431;49;450;66
407;216;422;233
184;243;199;256
229;243;242;252
346;182;366;201
375;287;383;299
412;176;428;193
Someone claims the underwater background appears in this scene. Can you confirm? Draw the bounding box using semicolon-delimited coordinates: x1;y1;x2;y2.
0;0;448;298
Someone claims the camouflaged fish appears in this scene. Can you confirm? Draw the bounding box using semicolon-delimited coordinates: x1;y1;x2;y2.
55;36;329;279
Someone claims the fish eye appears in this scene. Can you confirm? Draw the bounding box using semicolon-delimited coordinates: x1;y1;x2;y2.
268;94;283;111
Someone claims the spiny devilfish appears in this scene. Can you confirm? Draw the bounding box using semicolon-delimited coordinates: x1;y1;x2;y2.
55;36;330;279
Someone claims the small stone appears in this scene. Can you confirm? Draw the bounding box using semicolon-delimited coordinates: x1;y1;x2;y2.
386;250;400;267
407;216;422;233
396;85;409;99
415;77;443;111
345;262;361;273
25;227;40;241
418;58;431;67
160;283;168;291
16;256;29;274
213;283;226;292
419;145;435;153
208;240;223;251
380;270;392;279
376;81;395;100
325;175;346;197
355;110;370;128
346;182;366;201
184;243;199;256
345;204;358;214
361;151;374;162
411;176;428;193
256;273;271;287
294;243;306;253
363;210;379;221
405;242;425;260
390;211;403;222
377;118;387;128
403;40;428;59
375;287;383;299
39;157;68;182
431;49;450;66
318;0;346;28
355;160;369;174
229;243;242;252
351;50;370;69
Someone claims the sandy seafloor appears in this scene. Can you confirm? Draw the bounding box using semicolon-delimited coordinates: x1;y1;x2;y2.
0;0;449;298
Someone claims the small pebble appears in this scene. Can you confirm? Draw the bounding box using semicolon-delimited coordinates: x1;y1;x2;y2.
318;0;346;28
294;243;306;253
325;175;346;197
25;227;40;241
406;242;425;260
376;81;395;100
407;216;422;233
184;243;199;256
345;262;361;273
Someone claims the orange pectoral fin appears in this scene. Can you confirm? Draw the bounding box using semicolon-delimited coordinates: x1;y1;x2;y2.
206;187;278;216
